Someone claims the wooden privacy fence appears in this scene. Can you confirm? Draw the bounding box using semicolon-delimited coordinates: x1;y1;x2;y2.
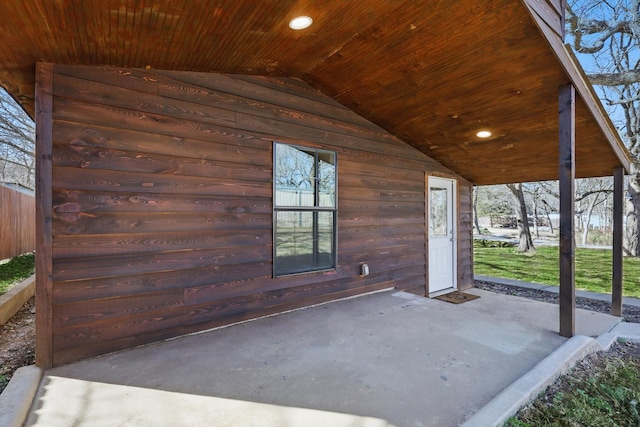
0;185;35;260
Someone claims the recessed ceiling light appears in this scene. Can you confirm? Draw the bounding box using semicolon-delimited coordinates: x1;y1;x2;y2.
289;16;313;30
476;130;492;138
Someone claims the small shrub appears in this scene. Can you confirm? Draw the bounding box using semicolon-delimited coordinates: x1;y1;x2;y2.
503;418;530;427
0;374;8;390
474;239;516;249
586;229;612;246
475;227;491;235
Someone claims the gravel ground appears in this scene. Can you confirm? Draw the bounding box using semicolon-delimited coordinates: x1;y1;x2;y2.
475;280;640;323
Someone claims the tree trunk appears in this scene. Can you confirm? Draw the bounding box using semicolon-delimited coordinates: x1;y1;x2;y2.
506;183;535;253
576;204;584;235
581;195;598;245
624;163;640;256
473;187;482;235
532;198;540;238
546;211;554;235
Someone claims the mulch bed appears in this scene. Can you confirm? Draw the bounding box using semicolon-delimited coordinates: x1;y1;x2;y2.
475;280;640;324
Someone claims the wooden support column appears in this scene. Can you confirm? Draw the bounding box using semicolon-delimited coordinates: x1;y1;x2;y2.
559;84;576;338
35;63;54;368
612;167;624;317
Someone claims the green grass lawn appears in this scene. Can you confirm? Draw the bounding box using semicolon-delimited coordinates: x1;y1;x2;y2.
0;253;35;295
474;241;640;298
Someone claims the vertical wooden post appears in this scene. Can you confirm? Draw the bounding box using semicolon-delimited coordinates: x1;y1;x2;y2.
35;63;54;368
425;172;430;296
612;167;624;317
559;84;576;338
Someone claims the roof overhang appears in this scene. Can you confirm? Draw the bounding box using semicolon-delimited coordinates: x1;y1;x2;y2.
0;0;631;184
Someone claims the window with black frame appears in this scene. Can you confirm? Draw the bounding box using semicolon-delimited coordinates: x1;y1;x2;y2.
273;142;337;276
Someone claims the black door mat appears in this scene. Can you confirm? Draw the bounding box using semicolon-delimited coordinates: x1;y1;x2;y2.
434;291;480;304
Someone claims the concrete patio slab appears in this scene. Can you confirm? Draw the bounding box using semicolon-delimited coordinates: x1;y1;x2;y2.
24;288;621;427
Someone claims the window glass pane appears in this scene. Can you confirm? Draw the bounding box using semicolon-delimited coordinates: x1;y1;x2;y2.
318;151;336;207
430;187;448;236
273;142;337;276
317;211;335;266
275;211;326;275
275;144;315;207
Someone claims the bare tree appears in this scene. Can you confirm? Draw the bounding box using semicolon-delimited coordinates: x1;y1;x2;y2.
536;181;561;235
522;183;548;238
0;89;34;190
576;178;612;245
506;183;536;253
567;0;640;255
474;185;512;228
535;178;614;244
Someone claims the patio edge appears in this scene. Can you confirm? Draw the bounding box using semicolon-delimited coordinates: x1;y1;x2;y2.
0;365;43;427
461;322;640;427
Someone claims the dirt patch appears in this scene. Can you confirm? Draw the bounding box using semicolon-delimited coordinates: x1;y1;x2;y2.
0;297;35;394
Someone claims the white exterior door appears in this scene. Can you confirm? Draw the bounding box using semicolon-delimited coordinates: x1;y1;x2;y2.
428;176;456;295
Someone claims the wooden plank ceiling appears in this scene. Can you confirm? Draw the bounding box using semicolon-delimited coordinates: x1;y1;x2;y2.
0;0;630;185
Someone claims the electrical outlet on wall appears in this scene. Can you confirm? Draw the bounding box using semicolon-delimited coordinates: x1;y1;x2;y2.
361;264;369;276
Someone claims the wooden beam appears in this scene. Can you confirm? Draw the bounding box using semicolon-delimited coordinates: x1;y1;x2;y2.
561;0;567;40
35;63;54;369
612;167;624;317
523;0;563;39
559;83;576;338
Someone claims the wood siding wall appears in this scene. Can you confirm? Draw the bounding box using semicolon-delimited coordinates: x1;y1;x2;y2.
0;185;35;260
38;64;473;366
458;183;474;289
